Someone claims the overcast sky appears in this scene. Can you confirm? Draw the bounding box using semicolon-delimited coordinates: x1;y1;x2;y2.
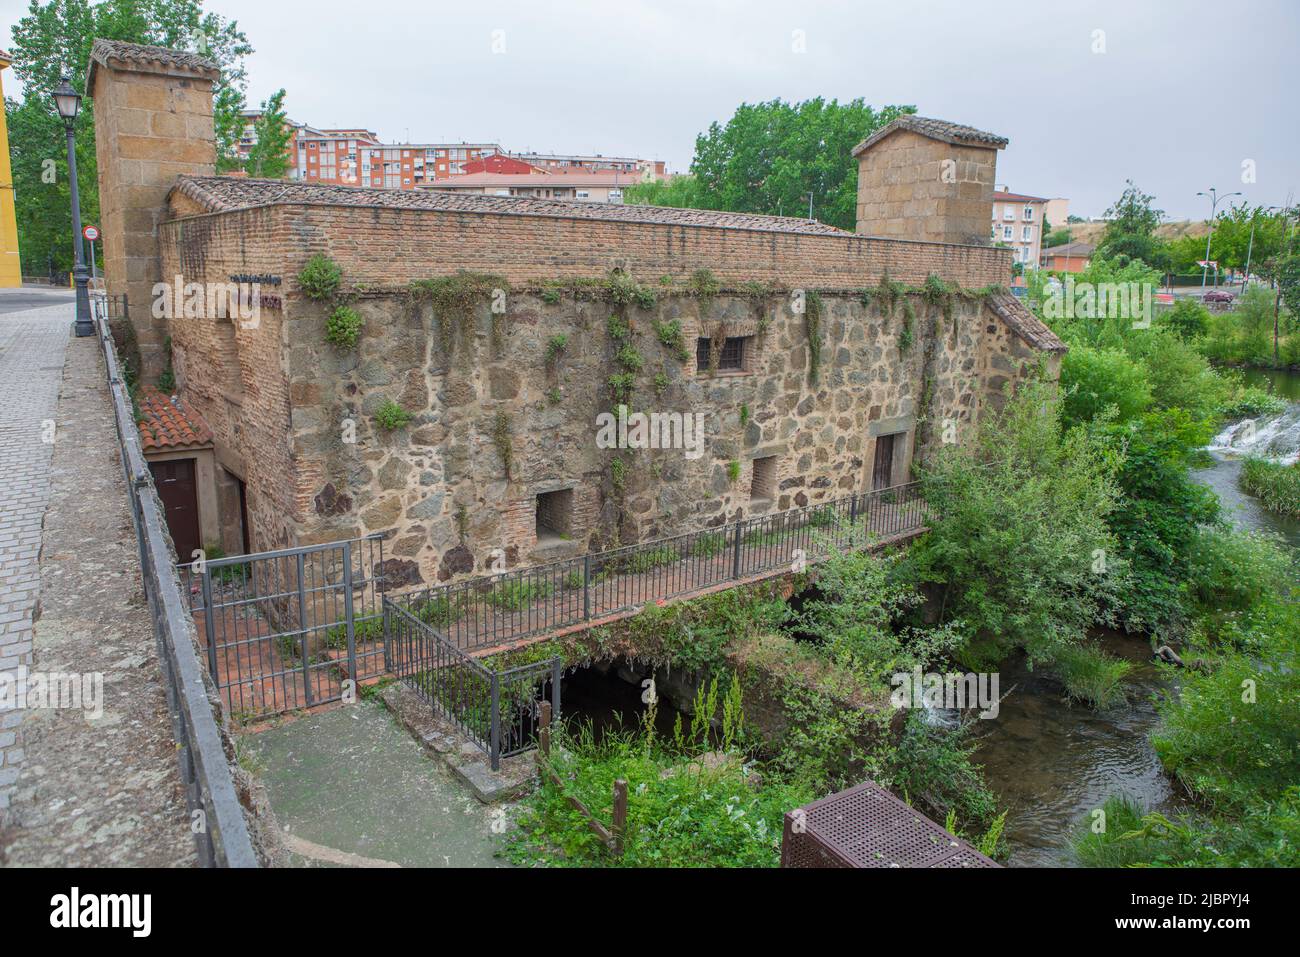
4;0;1297;219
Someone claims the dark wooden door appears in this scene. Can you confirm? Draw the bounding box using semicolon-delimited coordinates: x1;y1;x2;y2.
872;433;897;490
151;458;201;560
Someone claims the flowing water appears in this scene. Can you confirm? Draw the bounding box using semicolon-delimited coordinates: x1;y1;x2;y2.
972;368;1300;866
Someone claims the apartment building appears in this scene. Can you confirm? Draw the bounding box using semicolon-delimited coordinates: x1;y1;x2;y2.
512;152;666;181
418;170;634;202
992;189;1047;281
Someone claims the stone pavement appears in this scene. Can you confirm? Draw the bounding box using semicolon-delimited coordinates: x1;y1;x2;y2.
0;295;71;806
0;291;196;865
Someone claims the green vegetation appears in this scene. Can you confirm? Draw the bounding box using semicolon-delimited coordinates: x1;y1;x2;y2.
652;319;691;362
373;400;412;432
622;98;915;232
804;289;824;386
325;305;363;348
409;271;507;358
487;580;553;611
1050;643;1131;709
245;89;292;178
1239;459;1300;518
727;460;741;483
298;254;343;301
491;411;513;479
545;334;568;365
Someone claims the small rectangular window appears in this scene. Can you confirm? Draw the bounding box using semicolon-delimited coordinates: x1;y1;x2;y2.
750;456;777;502
536;489;574;541
695;336;749;372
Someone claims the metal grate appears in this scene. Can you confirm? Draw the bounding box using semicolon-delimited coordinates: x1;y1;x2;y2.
781;781;1001;869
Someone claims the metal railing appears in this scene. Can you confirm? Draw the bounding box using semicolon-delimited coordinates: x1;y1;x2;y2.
95;307;258;867
179;536;386;721
384;597;561;769
392;481;925;653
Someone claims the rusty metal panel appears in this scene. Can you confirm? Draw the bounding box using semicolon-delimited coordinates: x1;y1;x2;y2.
781;781;1001;868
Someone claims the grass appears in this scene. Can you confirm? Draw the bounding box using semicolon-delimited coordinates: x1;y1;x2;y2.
1239;458;1300;519
1051;643;1132;709
486;580;554;611
689;532;728;559
1071;795;1166;867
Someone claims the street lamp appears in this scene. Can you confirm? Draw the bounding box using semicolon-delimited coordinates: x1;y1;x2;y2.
1196;187;1242;291
52;75;93;337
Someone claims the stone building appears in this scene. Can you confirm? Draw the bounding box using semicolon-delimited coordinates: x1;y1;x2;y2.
89;40;1065;586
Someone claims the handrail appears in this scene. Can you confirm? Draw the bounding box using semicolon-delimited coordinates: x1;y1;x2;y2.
94;303;259;868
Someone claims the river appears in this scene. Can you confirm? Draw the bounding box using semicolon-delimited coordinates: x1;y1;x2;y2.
973;367;1300;867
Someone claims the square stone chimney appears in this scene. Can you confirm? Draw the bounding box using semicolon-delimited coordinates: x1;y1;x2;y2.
852;115;1007;246
87;40;220;382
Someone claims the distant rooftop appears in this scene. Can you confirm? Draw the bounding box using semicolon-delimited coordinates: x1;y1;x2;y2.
172;175;849;236
994;190;1048;203
853;115;1008;156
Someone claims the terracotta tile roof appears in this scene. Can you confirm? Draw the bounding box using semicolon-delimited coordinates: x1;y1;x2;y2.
853;115;1008;156
993;190;1048;204
986;292;1068;353
1041;241;1094;258
88;39;220;88
138;389;214;452
171;175;850;236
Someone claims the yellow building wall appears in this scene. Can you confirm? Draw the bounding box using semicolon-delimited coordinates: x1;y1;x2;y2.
0;55;22;287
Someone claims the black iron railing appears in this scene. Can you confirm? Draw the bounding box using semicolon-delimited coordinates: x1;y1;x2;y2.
393;481;925;653
95;308;258;868
384;597;561;769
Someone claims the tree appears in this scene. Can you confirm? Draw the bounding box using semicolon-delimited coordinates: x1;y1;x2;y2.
672;98;914;231
6;0;253;272
1097;180;1165;267
245;89;291;179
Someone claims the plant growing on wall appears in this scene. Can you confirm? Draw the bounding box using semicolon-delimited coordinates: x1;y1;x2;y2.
899;298;916;354
409;271;508;359
299;254;343;301
157;336;176;393
727;460;742;483
326;305;364;348
545;334;568;365
374;400;412;432
492;411;514;479
653;318;691;362
922;272;956;328
805;289;825;386
689;267;721;304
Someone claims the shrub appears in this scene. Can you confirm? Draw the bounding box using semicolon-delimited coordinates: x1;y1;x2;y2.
325;305;363;348
1239;459;1300;519
652;318;691;362
1162;298;1210;341
373;400;412;432
906;380;1125;666
298;254;343;301
1060;345;1153;426
545;334;568;364
1050;643;1131;709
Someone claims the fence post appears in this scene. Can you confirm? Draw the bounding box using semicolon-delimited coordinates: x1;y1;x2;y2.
611;779;628;857
382;598;392;674
489;671;501;772
200;569;218;681
539;700;551;758
551;657;562;724
583;554;591;621
296;551;314;706
731;519;743;580
341;540;358;687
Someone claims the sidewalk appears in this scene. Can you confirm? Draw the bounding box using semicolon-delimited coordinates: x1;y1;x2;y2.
0;302;196;866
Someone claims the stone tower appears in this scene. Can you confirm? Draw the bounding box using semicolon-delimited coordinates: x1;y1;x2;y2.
852;115;1006;246
87;39;220;382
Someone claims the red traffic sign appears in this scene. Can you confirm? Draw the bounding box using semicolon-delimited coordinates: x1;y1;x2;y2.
83;225;100;242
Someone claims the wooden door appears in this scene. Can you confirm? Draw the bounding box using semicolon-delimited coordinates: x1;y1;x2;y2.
151;458;201;560
872;433;897;491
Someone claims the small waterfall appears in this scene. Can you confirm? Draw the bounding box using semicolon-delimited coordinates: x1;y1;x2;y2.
1208;405;1300;466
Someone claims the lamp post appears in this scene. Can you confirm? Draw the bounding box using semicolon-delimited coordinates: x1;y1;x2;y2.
1196;188;1241;291
52;76;93;337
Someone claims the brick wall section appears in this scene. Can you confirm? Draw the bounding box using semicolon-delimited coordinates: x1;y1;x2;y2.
158;207;297;554
163;200;1013;292
89;44;218;382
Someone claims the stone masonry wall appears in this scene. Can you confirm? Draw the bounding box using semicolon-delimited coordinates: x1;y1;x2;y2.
158;201;1045;580
90;60;216;382
855;130;998;246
